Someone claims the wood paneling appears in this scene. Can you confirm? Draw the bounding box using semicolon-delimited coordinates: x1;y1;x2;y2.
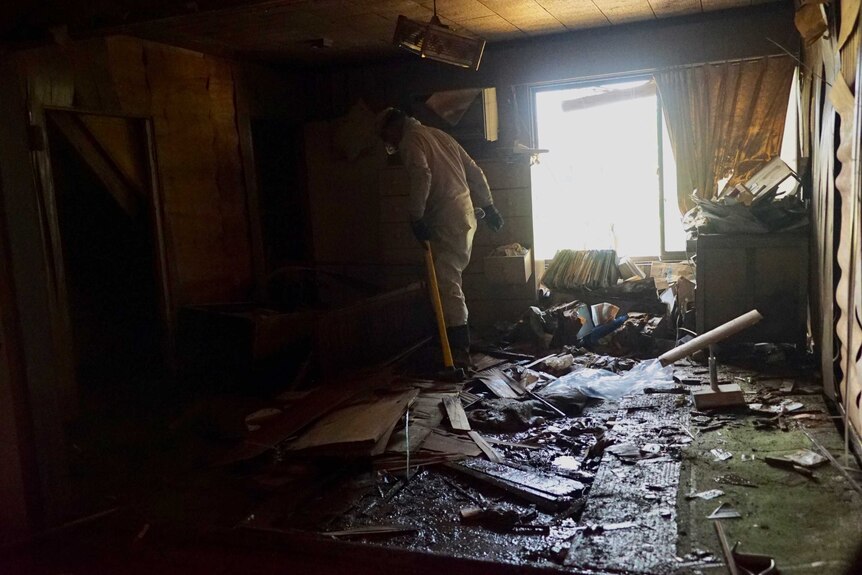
305;120;383;264
13;36;256;305
0;36;255;530
802;0;862;445
0;156;41;543
0;59;72;530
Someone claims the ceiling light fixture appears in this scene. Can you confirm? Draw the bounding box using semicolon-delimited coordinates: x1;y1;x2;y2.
392;0;486;70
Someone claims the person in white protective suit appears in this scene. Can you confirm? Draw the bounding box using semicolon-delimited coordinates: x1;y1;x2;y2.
375;107;504;367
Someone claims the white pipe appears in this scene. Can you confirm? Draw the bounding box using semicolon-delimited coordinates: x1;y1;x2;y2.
658;310;764;367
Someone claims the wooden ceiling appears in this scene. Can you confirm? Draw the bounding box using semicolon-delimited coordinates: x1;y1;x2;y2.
5;0;786;64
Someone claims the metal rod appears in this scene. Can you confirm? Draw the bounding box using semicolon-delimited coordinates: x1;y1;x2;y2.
708;344;719;392
765;37;832;87
405;406;411;477
802;430;862;494
525;389;567;418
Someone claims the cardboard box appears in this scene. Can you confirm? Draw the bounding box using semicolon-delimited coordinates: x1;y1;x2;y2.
485;248;533;285
649;261;695;290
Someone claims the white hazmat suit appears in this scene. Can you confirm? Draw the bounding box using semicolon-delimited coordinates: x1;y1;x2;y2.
398;117;494;327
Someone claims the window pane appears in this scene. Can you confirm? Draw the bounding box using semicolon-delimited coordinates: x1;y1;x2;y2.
661;111;687;253
533;81;661;260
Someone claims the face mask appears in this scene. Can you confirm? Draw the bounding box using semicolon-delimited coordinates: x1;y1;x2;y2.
384;143;398;155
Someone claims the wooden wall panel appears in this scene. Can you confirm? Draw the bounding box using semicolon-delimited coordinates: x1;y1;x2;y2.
305;120;383;265
0;59;73;531
14;36;254;305
133;39;252;303
0;35;255;530
802;0;862;445
0;155;40;543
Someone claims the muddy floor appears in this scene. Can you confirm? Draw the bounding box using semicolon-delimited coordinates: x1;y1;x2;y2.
234;357;862;574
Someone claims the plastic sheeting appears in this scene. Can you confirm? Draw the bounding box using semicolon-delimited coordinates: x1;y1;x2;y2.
539;359;674;400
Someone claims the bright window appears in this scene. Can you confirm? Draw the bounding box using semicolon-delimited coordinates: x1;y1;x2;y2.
531;78;686;260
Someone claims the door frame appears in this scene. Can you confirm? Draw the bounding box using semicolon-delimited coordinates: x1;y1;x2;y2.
34;106;175;392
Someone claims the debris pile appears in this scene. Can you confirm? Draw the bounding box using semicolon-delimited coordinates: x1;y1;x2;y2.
183;282;854;575
683;158;807;236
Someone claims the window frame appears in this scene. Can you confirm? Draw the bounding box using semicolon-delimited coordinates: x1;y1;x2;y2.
529;75;687;263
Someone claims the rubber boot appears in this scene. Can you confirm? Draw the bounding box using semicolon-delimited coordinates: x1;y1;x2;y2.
447;324;473;370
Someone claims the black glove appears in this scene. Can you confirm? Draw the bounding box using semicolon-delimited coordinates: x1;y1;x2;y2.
410;219;431;247
483;204;504;232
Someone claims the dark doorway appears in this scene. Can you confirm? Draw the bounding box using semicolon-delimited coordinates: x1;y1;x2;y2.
45;112;166;402
252;119;311;268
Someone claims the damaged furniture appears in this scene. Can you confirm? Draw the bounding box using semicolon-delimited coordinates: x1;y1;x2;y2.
696;233;808;347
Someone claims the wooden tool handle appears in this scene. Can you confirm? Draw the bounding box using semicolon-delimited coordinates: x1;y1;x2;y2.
658;310;763;367
424;241;454;369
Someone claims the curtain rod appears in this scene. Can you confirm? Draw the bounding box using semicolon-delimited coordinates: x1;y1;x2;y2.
526;52;795;90
657;51;793;73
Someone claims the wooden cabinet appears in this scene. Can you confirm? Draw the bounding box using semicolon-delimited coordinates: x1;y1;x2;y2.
696;233;808;346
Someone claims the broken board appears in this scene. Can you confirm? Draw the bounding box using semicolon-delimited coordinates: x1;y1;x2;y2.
692;383;745;409
420;429;482;457
468;431;503;463
443;395;471;431
286;389;419;456
446;459;584;512
385;391;451;453
475;367;524;399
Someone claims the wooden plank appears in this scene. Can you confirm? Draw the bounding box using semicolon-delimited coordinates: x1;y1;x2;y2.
321;525;417;538
286;389;419;455
76;114;148;189
232;62;267;301
445;459;582;512
48;112;142;218
442;395;471;431
474;366;524;399
0;58;76;527
217;382;369;465
420;429;481;456
462;458;584;497
468;431;503;463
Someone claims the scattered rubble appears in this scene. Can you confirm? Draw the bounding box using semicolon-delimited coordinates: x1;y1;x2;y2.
192;266;858;575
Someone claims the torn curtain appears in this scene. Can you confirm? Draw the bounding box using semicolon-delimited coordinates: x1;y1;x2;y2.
656;56;796;214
